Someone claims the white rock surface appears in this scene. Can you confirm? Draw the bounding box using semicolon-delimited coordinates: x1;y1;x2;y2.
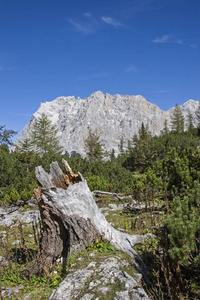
0;207;40;226
12;91;200;156
49;257;150;300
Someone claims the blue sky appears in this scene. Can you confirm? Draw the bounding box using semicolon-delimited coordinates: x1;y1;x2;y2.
0;0;200;135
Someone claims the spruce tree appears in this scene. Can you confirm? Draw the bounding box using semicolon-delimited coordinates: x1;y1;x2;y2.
17;138;36;172
18;137;33;152
31;113;61;154
84;128;105;161
118;137;124;155
132;123;152;170
161;119;169;135
170;104;184;132
196;101;200;135
110;148;115;160
187;112;194;132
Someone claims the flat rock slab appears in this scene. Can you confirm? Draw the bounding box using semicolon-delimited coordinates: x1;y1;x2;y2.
49;256;150;300
0;207;40;227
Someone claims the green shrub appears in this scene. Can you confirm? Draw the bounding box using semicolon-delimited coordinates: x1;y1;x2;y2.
85;175;110;191
3;193;11;203
10;188;21;202
86;240;114;253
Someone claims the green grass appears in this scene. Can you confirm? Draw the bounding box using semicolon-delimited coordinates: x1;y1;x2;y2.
0;220;139;300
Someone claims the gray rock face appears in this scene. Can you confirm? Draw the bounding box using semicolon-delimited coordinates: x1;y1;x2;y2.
12;91;199;156
0;206;40;227
49;257;150;300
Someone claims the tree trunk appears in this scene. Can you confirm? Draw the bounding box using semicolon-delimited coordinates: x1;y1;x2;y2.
92;190;124;200
26;159;150;284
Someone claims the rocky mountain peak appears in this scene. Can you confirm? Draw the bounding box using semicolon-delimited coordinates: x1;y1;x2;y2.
13;92;199;157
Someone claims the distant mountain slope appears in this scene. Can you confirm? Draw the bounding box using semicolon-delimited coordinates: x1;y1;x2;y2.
12;91;199;156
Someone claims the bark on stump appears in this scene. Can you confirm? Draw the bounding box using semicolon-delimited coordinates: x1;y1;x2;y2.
26;159;149;283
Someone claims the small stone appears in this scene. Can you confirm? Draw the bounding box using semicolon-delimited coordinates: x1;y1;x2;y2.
22;293;32;300
115;290;130;300
12;239;20;245
79;293;94;300
77;257;84;261
0;255;8;266
97;286;111;294
86;262;96;269
89;253;95;257
88;280;101;289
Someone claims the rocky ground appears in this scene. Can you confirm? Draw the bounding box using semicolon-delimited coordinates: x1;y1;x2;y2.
0;195;157;299
49;256;150;300
0;200;40;227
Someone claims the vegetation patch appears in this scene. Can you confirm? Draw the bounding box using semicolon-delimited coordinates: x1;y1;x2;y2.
1;109;200;298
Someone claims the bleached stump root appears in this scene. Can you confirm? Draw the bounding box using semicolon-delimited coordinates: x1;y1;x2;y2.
26;159;150;284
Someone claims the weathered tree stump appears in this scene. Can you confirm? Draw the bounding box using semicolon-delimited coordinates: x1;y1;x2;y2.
26;159;150;284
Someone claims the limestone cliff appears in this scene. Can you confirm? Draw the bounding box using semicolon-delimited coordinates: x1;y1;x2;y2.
12;91;199;156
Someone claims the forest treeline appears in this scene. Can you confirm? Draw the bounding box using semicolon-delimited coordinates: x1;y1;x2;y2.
1;104;200;298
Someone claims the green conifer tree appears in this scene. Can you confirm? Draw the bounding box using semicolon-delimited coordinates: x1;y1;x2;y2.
132;123;152;170
0;125;17;145
170;104;184;132
31;113;61;154
118;137;124;155
17;138;36;172
110;148;115;160
84;128;105;161
161;119;169;135
196;101;200;135
187;112;195;132
18;137;33;152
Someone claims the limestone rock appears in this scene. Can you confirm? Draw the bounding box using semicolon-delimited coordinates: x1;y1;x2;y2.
49;256;150;300
0;207;40;227
49;269;94;300
12;91;199;156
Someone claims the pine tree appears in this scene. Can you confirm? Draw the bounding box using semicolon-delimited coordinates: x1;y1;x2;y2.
84;128;105;161
170;104;184;132
110;148;115;160
118;137;124;155
132;123;152;170
0;125;17;145
17;138;35;172
196;101;200;135
187;112;194;132
161;119;169;135
31;113;61;154
18;137;33;152
165;190;200;268
138;122;148;140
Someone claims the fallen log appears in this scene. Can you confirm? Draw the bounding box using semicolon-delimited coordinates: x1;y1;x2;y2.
92;190;124;200
25;159;150;284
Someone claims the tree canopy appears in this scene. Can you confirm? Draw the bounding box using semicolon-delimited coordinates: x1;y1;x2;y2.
84;128;105;161
31;113;62;154
0;125;17;145
170;104;184;132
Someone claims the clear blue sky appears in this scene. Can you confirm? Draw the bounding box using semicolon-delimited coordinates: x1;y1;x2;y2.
0;0;200;135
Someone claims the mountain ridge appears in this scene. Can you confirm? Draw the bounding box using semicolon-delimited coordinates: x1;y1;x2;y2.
13;91;199;157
